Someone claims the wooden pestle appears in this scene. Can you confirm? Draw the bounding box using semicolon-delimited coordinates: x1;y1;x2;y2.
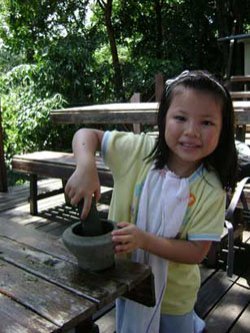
77;199;103;236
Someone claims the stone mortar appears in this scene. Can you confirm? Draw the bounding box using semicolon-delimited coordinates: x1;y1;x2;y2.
62;219;116;271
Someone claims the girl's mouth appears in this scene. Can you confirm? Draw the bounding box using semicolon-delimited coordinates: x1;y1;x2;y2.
180;141;201;148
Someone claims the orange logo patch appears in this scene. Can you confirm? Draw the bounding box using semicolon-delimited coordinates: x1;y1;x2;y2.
188;193;196;206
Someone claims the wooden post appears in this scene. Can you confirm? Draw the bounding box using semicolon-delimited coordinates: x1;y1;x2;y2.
130;92;141;133
155;73;165;102
0;100;8;192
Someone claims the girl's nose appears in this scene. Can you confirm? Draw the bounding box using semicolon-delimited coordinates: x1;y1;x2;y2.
185;122;200;137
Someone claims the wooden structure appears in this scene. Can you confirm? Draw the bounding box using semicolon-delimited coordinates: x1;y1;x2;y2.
218;33;250;80
49;101;250;143
228;76;250;141
0;180;249;333
0;217;155;333
12;96;250;215
12;151;113;215
11;153;250;278
229;75;250;93
49;101;250;127
154;72;165;102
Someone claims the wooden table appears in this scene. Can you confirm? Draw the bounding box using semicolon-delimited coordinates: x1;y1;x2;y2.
50;101;250;141
50;103;159;126
0;219;155;333
50;101;250;124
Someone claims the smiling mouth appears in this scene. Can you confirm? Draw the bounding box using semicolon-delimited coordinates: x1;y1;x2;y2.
179;142;202;150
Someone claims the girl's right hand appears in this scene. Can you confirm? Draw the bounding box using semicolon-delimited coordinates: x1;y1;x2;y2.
65;157;101;219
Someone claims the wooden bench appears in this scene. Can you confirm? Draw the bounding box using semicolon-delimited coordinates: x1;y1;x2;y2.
230;91;250;100
12;151;113;215
230;75;250;83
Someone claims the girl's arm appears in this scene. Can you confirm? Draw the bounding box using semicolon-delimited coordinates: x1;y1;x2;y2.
112;222;211;264
65;128;104;218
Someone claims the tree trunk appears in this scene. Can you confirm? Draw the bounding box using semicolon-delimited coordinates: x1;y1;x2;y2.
0;103;8;192
97;0;125;101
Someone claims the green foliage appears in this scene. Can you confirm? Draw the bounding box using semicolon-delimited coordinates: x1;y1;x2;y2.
35;32;98;106
0;44;24;73
0;0;250;187
0;0;89;61
0;64;67;167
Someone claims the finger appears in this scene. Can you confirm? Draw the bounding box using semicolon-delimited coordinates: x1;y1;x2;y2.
114;243;131;254
94;187;101;202
65;184;73;199
112;234;130;245
117;222;130;228
112;225;130;237
70;192;80;206
81;196;92;219
64;179;71;194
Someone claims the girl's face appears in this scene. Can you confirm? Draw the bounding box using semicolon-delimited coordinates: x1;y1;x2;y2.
164;87;222;177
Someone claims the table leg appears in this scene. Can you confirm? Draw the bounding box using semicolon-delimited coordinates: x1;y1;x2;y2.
235;124;246;142
30;174;38;215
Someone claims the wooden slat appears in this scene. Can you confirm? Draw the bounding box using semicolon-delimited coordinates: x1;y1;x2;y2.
0;236;125;307
0;294;58;333
205;278;250;332
0;179;62;212
230;91;250;99
230;75;250;83
195;270;238;318
0;217;73;260
0;260;96;331
230;303;250;333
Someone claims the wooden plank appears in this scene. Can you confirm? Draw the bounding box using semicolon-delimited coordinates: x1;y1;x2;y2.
230;91;250;99
0;179;63;211
205;280;250;332
0;219;154;307
53;111;157;125
0;217;72;260
231;75;250;83
0;294;58;333
52;102;159;113
195;270;238;318
50;101;250;125
12;151;114;187
230;303;250;333
0;260;96;331
0;236;125;308
50;103;158;125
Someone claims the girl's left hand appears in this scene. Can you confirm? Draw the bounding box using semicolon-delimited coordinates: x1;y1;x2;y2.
111;222;146;254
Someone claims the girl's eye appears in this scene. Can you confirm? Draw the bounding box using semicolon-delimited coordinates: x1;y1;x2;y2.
174;115;186;122
202;120;214;126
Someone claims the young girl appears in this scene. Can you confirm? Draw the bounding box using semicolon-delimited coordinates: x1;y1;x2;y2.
65;70;238;333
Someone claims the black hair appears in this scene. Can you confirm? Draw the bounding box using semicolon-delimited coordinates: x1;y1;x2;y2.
147;70;238;191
